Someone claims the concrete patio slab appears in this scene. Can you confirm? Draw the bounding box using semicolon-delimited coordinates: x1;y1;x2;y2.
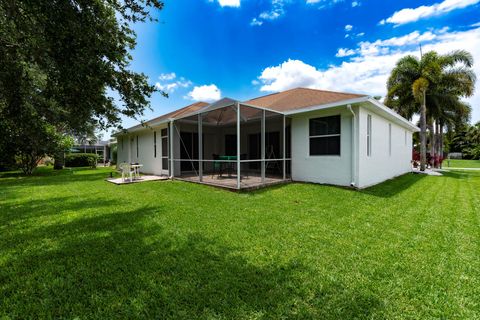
106;175;169;185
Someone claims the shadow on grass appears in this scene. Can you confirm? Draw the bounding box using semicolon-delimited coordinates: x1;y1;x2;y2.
1;205;384;319
440;170;474;180
359;173;426;198
0;195;119;227
0;166;99;178
250;173;427;199
0;167;115;190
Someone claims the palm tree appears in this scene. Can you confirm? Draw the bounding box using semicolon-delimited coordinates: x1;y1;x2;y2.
386;50;476;171
467;122;480;145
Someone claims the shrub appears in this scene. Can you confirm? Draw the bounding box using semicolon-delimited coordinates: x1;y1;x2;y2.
65;153;98;168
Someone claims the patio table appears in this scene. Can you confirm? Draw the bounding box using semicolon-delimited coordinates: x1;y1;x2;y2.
130;164;143;180
218;156;237;177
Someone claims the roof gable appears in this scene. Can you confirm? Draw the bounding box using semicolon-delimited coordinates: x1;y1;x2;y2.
244;87;366;112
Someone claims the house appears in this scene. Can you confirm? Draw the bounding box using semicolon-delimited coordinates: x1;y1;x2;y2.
115;88;419;189
73;140;112;164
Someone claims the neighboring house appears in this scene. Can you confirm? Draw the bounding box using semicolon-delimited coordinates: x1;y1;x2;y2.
73;140;111;163
115;88;419;189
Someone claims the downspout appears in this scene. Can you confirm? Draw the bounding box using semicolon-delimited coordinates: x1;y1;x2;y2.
169;120;174;179
347;104;356;187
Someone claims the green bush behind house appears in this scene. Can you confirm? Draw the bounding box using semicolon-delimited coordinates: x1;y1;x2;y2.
65;153;98;168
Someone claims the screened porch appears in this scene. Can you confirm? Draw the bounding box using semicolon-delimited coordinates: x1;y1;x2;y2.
169;98;291;189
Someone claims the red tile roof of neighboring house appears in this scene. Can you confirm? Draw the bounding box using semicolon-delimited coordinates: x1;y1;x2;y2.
244;87;367;112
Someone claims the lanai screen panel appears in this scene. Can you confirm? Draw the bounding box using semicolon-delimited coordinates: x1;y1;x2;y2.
264;110;285;180
172;99;287;189
173;114;200;180
238;105;263;187
201;104;238;178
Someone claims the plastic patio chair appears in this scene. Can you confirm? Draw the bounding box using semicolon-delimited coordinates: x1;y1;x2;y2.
120;163;134;182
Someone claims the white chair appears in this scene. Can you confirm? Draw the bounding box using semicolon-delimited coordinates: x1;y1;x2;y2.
120;163;134;182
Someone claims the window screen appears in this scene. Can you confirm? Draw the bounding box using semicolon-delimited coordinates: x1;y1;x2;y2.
309;115;341;156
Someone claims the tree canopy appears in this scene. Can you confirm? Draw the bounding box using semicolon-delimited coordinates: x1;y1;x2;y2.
385;50;476;169
0;0;165;172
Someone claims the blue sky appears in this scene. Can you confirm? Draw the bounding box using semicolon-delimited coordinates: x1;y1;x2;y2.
111;0;480;136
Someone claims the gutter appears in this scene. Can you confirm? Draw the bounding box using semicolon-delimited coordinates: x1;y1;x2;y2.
283;96;370;116
347;104;356;187
367;98;420;132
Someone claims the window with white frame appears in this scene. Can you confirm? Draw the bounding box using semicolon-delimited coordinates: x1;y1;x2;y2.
161;128;169;170
153;131;157;158
404;130;407;146
388;123;392;156
309;115;341;156
136;135;139;157
367;114;372;157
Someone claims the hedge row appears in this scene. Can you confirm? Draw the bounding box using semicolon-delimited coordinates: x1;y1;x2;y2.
65;153;98;168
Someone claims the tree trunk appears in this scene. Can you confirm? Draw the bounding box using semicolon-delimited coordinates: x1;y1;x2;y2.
54;151;64;170
420;92;427;171
428;119;436;168
439;122;444;168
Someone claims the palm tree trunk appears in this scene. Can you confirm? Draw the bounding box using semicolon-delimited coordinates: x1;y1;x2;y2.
436;122;441;168
429;121;435;168
420;92;427;171
439;121;444;168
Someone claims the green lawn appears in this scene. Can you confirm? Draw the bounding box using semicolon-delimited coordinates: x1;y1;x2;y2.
1;167;479;319
442;159;480;168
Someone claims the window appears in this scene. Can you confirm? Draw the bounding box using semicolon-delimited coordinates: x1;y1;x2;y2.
153;131;157;158
388;123;392;156
161;128;169;170
309;115;341;156
120;137;123;150
136;135;139;157
404;130;407;146
367;114;372;157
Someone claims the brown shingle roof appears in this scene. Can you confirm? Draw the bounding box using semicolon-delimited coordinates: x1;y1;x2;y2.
126;101;209;131
151;101;209;122
122;88;368;133
244;87;367;112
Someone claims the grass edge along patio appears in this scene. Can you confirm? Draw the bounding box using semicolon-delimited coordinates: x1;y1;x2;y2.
114;87;419;190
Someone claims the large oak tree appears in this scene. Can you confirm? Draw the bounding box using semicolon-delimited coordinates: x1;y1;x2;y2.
0;0;165;173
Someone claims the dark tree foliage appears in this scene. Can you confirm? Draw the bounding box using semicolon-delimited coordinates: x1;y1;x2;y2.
0;0;165;173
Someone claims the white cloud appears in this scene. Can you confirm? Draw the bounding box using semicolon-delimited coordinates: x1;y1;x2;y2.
255;27;480;122
186;84;221;102
338;29;444;57
381;0;480;26
250;18;263;26
158;73;176;81
345;24;353;31
218;0;240;7
306;0;343;5
259;10;281;20
251;0;286;26
352;1;360;7
471;21;480;27
155;73;192;93
336;48;356;57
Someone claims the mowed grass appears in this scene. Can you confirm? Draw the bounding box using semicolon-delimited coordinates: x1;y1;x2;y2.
443;159;480;168
1;167;479;319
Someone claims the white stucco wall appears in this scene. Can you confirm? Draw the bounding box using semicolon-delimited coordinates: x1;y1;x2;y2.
116;123;169;175
356;106;413;188
290;106;354;187
116;101;415;187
